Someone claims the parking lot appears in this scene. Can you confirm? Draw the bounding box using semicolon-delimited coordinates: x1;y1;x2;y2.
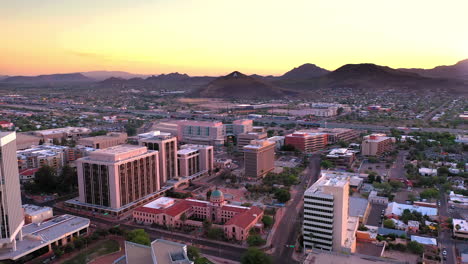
365;203;387;227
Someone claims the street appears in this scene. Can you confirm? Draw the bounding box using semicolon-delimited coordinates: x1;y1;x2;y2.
439;193;457;264
271;154;321;263
389;150;408;179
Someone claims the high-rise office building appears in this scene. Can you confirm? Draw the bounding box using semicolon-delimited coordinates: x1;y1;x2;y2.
76;145;159;212
177;144;214;178
243;140;275;179
0;132;24;250
138;131;178;185
303;172;358;253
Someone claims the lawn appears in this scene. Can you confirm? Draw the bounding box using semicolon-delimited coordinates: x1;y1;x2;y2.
62;239;120;264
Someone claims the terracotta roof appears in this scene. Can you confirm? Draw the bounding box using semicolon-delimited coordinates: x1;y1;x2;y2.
19;168;40;176
135;200;191;217
225;206;263;229
221;205;248;213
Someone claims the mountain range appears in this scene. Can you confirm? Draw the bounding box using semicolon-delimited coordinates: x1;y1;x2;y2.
2;73;93;84
399;59;468;80
1;59;467;97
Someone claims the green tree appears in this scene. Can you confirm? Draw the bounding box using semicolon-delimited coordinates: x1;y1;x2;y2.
34;165;57;194
247;235;266;247
407;241;424;255
187;246;201;261
241;247;272;264
262;215;274;229
126;229;151;246
320;160;334;169
437;167;450;176
58;165;77;193
206;228;224;240
274;189;291;203
420;188;440;199
383;219;395;229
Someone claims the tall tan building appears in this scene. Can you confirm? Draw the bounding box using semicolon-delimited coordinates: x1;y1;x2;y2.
303;171;358;253
138;131;178;185
0;132;24;250
76;145;159;214
177;144;214;178
243;140;275;179
361;134;395;156
77;132;127;149
237;132;267;151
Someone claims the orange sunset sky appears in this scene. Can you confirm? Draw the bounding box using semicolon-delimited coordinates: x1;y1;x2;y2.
1;0;467;76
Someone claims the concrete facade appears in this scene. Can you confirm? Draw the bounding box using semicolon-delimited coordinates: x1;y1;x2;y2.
0;132;24;250
77;145;160;210
138;132;178;185
177;144;214;178
361;134;395;156
243;140;275;179
303;172;357;253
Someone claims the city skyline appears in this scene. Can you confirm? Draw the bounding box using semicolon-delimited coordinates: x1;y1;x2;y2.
1;0;468;76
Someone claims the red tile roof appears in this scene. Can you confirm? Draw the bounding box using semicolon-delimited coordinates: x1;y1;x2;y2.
19;168;40;176
221;205;248;213
134;199;191;217
225;206;263;229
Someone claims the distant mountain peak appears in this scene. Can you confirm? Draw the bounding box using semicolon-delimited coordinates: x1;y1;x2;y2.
190;71;291;99
281;63;329;79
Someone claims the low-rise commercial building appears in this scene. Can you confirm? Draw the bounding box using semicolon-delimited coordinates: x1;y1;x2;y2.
325;148;356;167
23;204;53;224
31;127;91;142
78;132;127;149
361;134;395;156
385;202;438;219
453;218;468;239
133;190;263;241
115;239;193;264
244;140;275;179
419;168;437;176
0;215;89;262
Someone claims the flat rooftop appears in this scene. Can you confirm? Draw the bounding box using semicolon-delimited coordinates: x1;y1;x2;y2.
244;140;275;149
177;148;198;155
0;215;89;261
23;204;52;216
143;197;176;210
83;144;152;162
